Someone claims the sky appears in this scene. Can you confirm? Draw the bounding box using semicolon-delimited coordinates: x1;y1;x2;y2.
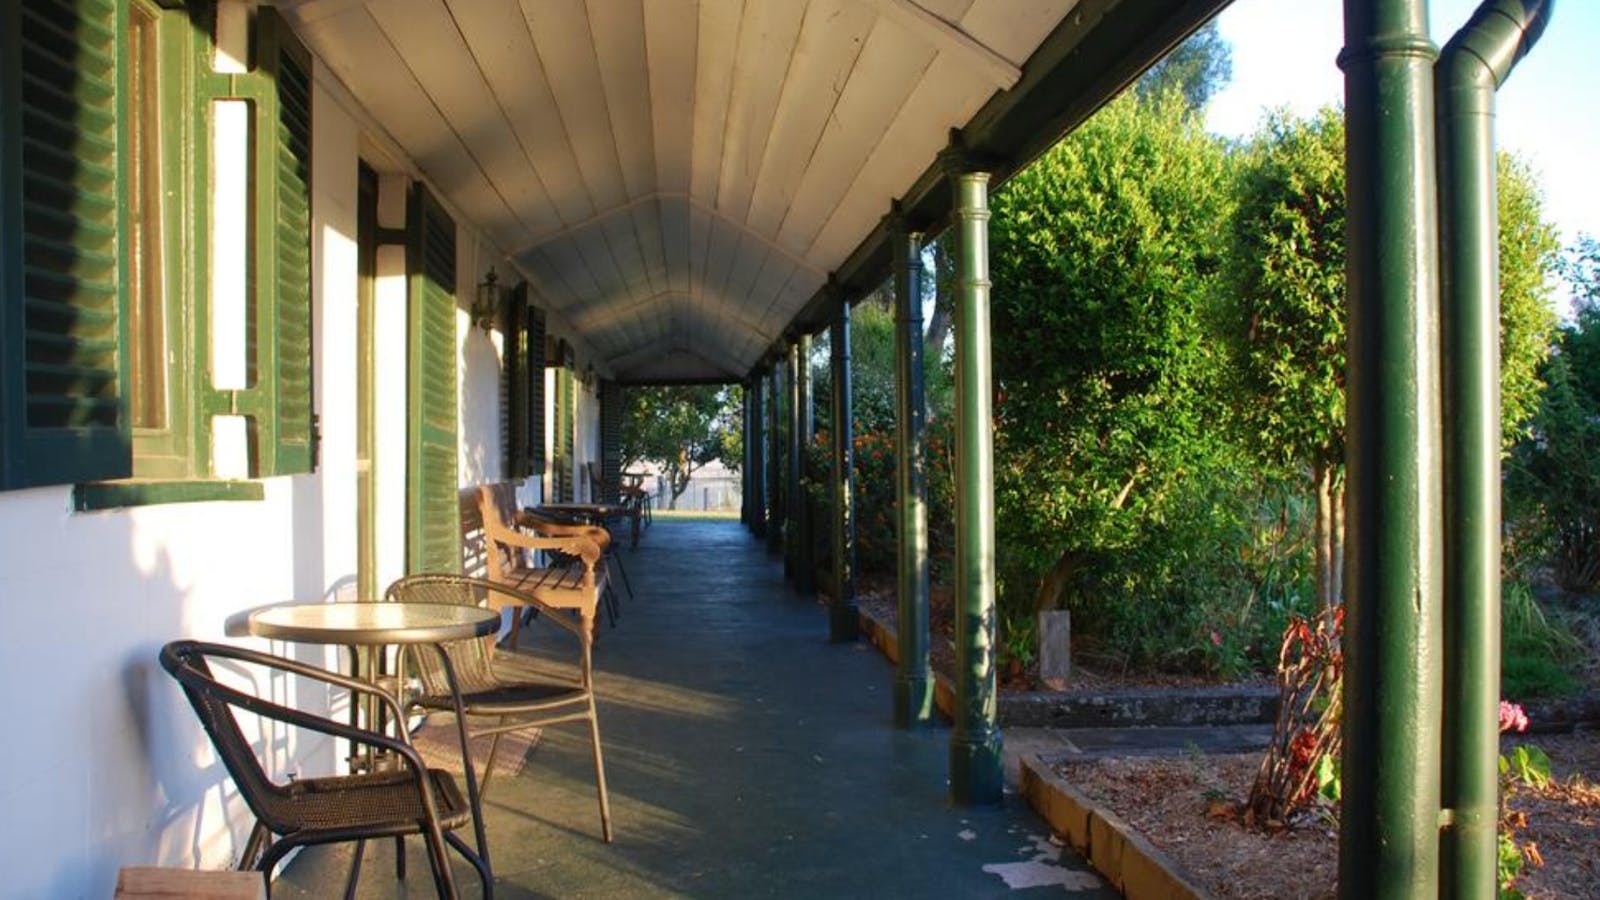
1208;0;1600;253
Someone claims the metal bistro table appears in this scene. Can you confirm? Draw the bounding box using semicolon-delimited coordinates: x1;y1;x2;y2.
247;601;500;897
538;501;640;547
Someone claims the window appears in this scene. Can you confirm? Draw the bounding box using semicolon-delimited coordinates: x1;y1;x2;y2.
0;1;316;499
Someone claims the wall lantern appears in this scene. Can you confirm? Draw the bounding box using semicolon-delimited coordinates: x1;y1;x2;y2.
472;267;503;334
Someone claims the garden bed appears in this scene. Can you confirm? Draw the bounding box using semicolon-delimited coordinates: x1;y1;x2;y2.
1035;733;1600;899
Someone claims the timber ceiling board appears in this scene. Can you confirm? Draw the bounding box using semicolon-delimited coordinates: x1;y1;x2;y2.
285;0;1081;380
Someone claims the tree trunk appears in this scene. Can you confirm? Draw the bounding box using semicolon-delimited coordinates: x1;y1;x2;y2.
923;241;953;366
1034;548;1089;613
1331;477;1345;606
1314;464;1333;612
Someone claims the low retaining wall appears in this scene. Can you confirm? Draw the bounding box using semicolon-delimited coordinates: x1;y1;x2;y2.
858;605;1277;728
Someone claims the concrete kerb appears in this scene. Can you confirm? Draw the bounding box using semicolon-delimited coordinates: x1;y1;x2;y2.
1020;754;1209;900
857;605;1278;728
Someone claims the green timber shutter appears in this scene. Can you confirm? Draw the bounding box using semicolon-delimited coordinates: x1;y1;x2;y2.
0;0;131;489
527;303;546;479
599;379;621;502
256;7;314;474
552;355;574;502
406;183;459;573
502;281;529;477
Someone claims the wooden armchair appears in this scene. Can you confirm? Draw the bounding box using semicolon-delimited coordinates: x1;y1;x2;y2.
473;485;606;646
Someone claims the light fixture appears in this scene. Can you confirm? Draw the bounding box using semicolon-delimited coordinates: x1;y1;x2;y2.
472;267;503;334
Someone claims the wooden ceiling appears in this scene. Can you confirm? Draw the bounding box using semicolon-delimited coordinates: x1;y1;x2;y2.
282;0;1078;381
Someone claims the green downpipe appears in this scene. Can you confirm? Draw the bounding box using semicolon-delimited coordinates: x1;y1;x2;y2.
768;364;785;555
892;211;934;728
1338;0;1444;895
1437;3;1552;896
751;369;767;539
948;165;1002;804
795;334;817;594
830;299;859;642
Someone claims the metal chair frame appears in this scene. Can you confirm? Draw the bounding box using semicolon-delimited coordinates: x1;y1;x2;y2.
160;640;491;899
384;573;614;843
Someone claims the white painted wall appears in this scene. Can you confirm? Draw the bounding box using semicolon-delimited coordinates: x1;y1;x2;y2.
0;42;531;896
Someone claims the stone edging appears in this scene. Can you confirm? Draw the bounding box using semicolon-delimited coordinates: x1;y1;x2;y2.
1020;753;1209;900
857;605;1277;728
858;604;956;719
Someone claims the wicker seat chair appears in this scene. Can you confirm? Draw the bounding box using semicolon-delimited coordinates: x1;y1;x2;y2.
384;573;614;843
586;460;650;538
159;640;489;898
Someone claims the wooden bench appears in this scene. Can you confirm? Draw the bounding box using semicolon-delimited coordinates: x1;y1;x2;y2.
114;867;263;900
461;483;607;645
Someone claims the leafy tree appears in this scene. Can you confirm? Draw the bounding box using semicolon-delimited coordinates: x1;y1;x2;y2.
1222;108;1348;610
1508;236;1600;589
989;90;1238;631
1223;108;1560;608
1136;20;1233;113
621;385;742;509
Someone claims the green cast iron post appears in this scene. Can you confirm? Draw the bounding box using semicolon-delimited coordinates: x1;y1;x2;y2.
785;340;801;579
829;294;859;642
796;333;817;593
891;208;934;728
751;368;767;540
1437;3;1553;895
1338;0;1444;894
946;151;1002;804
741;385;751;528
768;362;785;555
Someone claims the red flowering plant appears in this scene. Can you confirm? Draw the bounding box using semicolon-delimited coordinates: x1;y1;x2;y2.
1246;606;1343;827
1497;700;1548;898
804;418;958;584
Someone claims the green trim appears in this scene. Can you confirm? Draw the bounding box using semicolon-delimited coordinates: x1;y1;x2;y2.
74;478;265;511
130;0;200;478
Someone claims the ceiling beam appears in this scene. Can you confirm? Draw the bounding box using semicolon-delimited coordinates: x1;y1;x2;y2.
870;0;1022;90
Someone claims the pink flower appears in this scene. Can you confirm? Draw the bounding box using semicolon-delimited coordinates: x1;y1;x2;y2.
1210;630;1223;647
1499;700;1529;734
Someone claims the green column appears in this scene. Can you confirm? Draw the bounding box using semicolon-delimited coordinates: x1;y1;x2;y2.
946;155;1002;804
891;209;933;728
751;370;767;539
829;295;859;642
785;340;803;580
795;334;817;594
1338;1;1443;895
767;362;785;555
742;384;753;529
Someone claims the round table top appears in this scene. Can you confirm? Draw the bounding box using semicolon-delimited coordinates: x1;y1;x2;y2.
247;601;500;645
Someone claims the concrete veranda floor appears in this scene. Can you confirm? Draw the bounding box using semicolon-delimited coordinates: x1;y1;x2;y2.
274;520;1112;898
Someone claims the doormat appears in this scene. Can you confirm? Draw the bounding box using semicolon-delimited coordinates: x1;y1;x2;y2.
409;720;541;781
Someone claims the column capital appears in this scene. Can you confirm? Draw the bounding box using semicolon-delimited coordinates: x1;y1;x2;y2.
883;200;927;241
938;130;995;180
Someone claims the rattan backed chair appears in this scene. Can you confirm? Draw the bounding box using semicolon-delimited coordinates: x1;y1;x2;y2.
159;640;489;898
384;573;614;843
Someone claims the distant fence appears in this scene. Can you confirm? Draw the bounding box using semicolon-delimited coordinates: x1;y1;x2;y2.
643;473;743;512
